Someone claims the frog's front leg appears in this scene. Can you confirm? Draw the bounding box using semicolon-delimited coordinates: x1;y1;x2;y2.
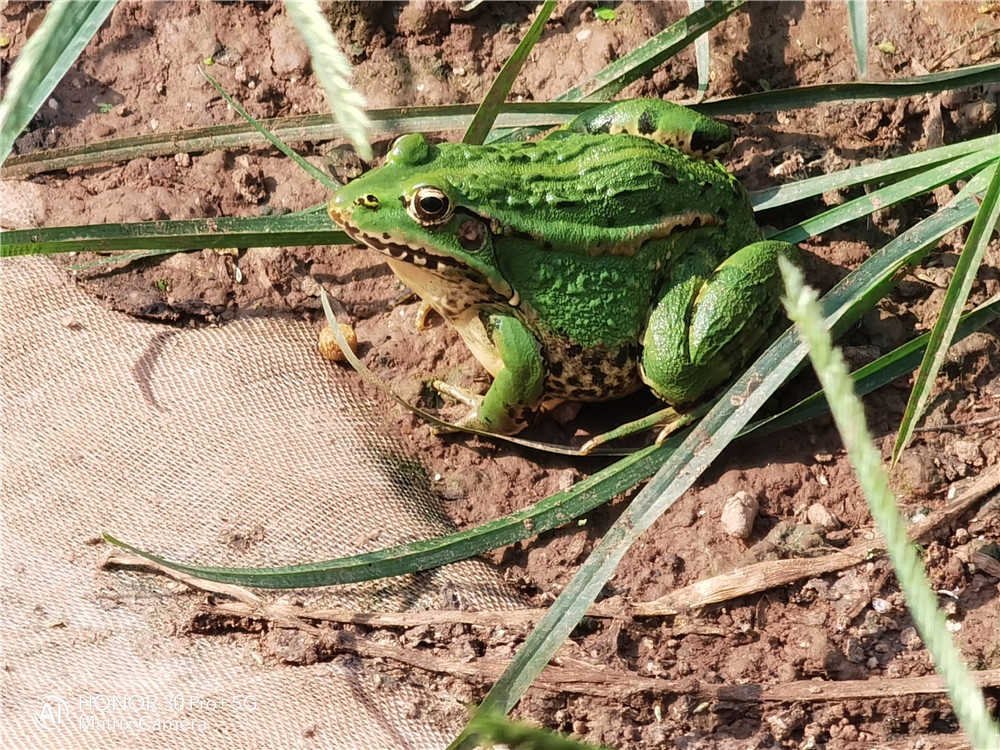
641;240;801;406
435;312;546;435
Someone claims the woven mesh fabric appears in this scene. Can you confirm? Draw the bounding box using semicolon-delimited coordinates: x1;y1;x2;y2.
1;256;525;749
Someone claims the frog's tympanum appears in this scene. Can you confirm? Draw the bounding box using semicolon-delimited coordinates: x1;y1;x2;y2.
329;99;800;435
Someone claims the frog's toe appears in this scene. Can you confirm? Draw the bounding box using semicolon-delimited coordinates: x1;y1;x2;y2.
415;301;437;330
432;379;484;409
429;420;463;436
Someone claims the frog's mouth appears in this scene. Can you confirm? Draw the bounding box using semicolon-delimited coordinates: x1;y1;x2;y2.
339;223;467;272
337;222;516;302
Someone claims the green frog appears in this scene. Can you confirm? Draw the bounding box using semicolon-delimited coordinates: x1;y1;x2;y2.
328;99;799;436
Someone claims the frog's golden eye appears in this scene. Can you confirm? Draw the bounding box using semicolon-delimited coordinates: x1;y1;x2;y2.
409;187;453;226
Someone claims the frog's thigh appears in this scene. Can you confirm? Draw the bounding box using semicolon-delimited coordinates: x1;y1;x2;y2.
642;241;800;405
474;313;546;434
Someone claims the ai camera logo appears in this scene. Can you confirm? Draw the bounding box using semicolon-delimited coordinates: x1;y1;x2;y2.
34;695;69;730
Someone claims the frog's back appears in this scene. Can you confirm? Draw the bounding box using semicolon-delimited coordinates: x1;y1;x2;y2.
430;134;757;255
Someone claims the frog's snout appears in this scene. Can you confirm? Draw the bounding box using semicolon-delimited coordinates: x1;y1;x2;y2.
329;191;380;225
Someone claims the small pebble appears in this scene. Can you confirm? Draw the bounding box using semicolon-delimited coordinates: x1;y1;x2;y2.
721;491;759;539
807;503;841;531
871;597;892;613
952;439;983;465
318;323;358;362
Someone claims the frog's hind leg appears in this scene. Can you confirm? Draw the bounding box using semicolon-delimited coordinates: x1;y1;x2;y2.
553;99;733;161
640;240;800;406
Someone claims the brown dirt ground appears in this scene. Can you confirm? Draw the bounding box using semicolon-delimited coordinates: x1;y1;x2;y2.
3;1;1000;748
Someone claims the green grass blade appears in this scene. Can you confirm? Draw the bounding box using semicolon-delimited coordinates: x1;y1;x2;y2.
103;436;686;588
283;0;372;161
462;1;556;145
556;0;745;103
689;0;710;103
466;710;612;750
455;310;807;742
1;103;593;179
847;0;868;78
748;298;1000;437
448;182;990;742
771;149;999;245
0;212;345;257
751;134;999;211
200;69;337;190
780;261;1000;750
808;169;995;339
36;116;995;257
0;0;118;164
892;160;1000;464
696;61;1000;116
6;67;997;179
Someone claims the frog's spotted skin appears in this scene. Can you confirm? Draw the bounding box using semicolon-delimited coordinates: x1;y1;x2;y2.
541;337;642;402
329;99;800;435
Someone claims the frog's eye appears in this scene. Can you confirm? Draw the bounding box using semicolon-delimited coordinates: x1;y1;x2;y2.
409;187;453;227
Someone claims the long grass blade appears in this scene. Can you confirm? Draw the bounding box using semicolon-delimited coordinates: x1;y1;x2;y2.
847;0;868;78
199;69;337;190
781;260;1000;750
696;61;1000;116
0;212;344;257
748;298;1000;437
689;0;710;103
103;434;682;588
1;104;590;179
462;1;556;145
0;0;118;163
752;134;999;211
6;66;997;179
771;149;998;245
892;160;1000;464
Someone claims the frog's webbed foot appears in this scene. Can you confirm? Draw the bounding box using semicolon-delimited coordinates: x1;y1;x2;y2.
430;380;485;435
